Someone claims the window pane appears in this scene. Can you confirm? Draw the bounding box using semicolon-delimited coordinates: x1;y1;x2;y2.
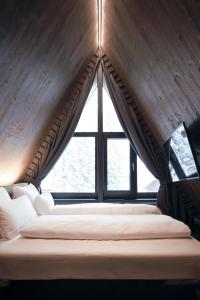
103;87;123;132
137;157;159;193
75;82;98;132
107;139;130;190
41;137;95;193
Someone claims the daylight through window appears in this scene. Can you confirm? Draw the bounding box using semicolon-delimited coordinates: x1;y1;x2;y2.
41;66;159;201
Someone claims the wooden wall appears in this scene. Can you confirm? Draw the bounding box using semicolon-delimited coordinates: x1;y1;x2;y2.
103;0;200;145
1;0;200;191
0;0;97;185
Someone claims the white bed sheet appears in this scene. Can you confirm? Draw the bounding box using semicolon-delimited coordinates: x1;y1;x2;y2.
0;236;200;280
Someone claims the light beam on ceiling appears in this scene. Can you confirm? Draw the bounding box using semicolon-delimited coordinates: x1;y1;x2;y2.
98;0;103;49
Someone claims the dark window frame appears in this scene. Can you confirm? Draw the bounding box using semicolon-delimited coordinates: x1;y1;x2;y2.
52;133;157;202
103;132;136;198
52;66;157;203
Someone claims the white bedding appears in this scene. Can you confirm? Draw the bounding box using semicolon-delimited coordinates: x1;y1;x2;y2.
20;214;191;240
45;203;161;215
0;237;200;280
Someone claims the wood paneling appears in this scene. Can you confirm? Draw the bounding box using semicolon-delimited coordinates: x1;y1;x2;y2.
0;0;97;185
2;0;200;188
103;0;200;145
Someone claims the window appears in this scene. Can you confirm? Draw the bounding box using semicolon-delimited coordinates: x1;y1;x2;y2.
41;66;159;201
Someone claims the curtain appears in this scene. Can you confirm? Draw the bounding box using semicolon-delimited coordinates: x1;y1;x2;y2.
101;54;171;213
23;53;100;188
167;181;200;238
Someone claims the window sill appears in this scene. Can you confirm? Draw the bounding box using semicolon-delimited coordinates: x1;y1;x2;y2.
54;198;157;205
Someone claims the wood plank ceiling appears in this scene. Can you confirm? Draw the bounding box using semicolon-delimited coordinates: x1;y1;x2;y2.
1;0;200;186
103;0;200;145
0;0;97;185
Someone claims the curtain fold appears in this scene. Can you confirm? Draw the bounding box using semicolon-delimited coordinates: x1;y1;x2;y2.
101;54;170;213
167;182;200;237
23;53;100;188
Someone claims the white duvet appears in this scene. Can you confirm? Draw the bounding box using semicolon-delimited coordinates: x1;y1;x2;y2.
20;214;191;240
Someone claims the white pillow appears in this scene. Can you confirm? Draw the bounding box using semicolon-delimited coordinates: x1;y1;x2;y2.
0;187;11;203
0;195;37;239
0;187;11;239
34;192;54;215
12;183;39;204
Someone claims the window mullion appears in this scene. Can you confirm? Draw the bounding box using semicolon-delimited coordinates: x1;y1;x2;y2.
130;146;137;196
97;65;104;202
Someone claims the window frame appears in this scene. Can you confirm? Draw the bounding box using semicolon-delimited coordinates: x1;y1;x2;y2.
49;65;157;202
52;133;157;202
103;132;136;199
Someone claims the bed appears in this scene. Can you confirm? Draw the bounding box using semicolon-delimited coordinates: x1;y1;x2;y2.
0;186;200;282
0;191;200;300
0;214;200;281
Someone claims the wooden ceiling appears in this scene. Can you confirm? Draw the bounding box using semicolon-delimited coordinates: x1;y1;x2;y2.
0;0;97;185
1;0;200;185
103;0;200;145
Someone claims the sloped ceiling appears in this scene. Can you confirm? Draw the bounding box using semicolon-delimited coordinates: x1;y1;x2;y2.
1;0;200;186
0;0;97;185
103;0;200;145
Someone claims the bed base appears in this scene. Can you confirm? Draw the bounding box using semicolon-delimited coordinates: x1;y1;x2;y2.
0;280;199;300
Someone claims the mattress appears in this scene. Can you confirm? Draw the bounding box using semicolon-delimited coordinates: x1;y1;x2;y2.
0;237;200;280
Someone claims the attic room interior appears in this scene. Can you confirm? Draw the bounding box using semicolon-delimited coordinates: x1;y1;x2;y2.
0;0;200;299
